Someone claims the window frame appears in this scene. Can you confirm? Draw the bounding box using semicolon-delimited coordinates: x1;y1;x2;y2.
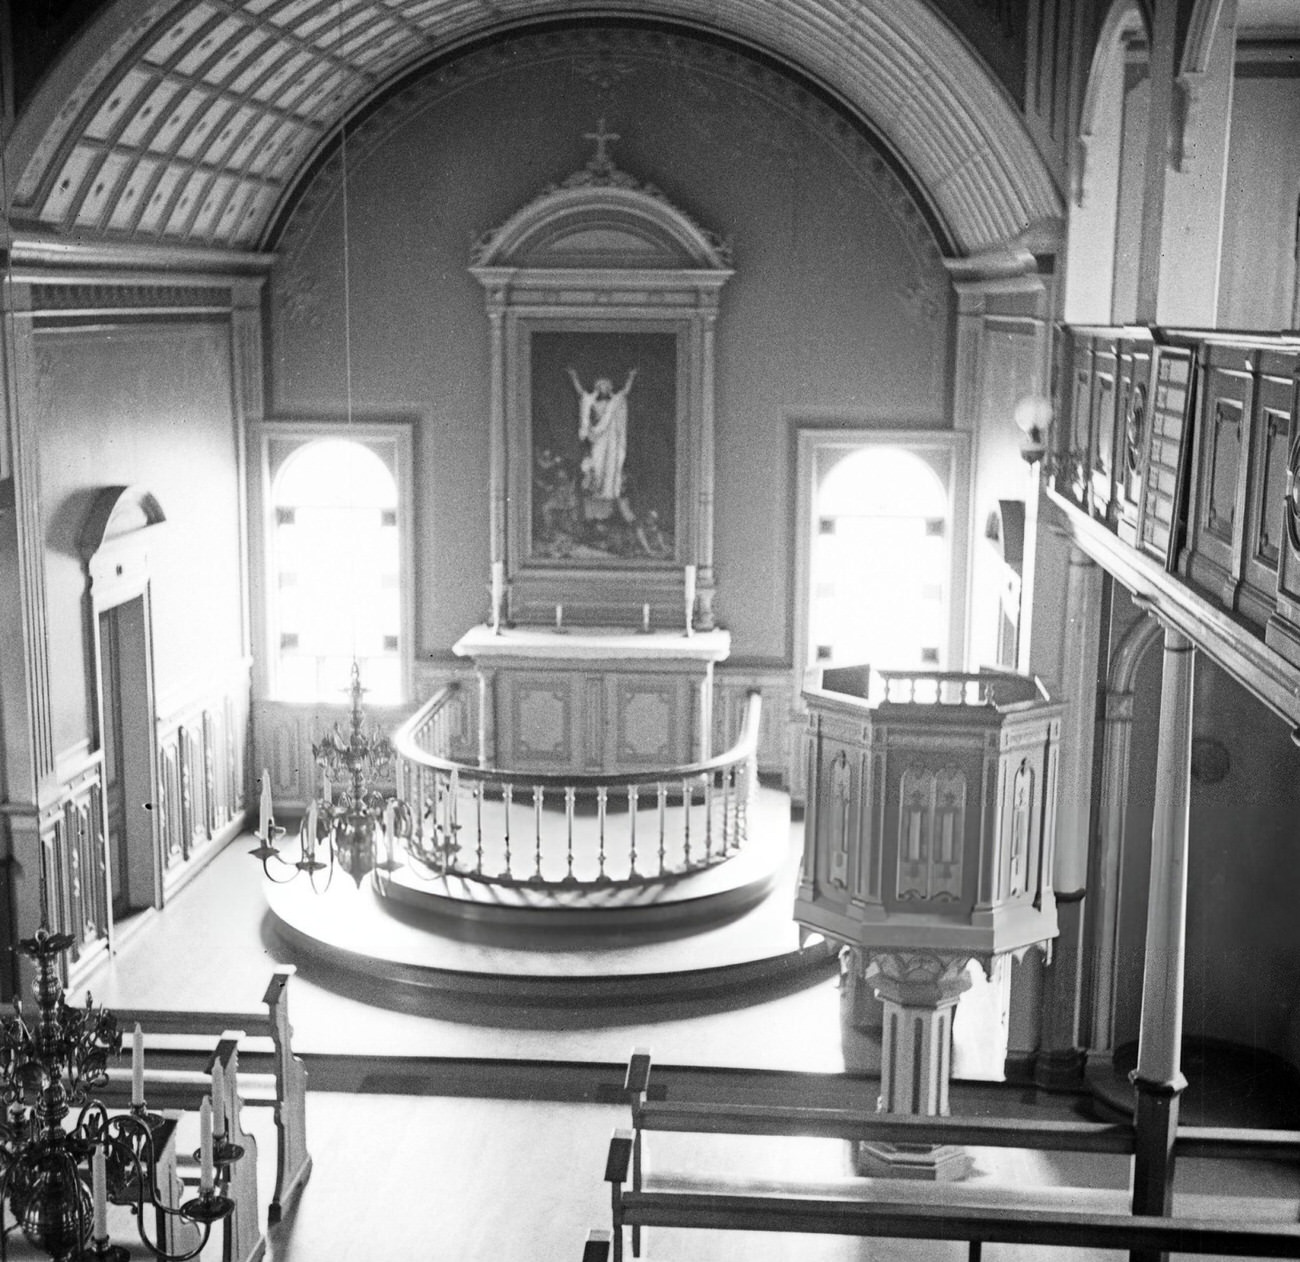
250;418;415;706
791;425;972;694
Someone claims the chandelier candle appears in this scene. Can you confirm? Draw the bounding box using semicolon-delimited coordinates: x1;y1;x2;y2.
131;1023;144;1107
211;1060;225;1137
199;1098;214;1194
92;1144;108;1242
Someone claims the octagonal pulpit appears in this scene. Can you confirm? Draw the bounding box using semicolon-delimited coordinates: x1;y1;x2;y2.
797;667;1062;1178
797;666;1062;959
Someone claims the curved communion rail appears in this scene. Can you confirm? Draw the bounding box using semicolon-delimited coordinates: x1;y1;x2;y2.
390;686;762;891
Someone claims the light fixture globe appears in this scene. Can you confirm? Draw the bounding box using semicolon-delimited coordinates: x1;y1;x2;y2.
1012;394;1053;463
332;803;381;886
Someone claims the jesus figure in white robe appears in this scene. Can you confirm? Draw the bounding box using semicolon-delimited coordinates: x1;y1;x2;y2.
568;366;638;508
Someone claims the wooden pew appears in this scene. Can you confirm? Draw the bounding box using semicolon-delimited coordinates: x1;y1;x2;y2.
613;1049;1300;1261
603;1130;1300;1261
102;965;311;1224
139;1036;263;1262
581;1228;612;1261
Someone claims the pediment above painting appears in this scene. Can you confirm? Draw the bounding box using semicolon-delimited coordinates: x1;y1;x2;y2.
471;129;731;273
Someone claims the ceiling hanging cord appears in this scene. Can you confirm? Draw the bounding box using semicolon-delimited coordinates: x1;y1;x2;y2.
335;0;360;673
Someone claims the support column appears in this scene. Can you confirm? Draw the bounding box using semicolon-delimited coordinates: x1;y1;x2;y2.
859;950;973;1181
1036;545;1104;1089
1089;612;1163;1053
1130;622;1193;1261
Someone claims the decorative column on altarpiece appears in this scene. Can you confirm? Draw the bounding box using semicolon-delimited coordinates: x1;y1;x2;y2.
859;949;975;1180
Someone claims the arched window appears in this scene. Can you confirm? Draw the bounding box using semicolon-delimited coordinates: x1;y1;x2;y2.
269;438;402;703
809;446;953;671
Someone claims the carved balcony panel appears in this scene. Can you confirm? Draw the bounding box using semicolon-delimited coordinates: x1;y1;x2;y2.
1116;333;1154;544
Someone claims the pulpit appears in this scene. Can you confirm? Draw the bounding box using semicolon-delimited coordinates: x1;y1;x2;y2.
454;625;731;773
797;666;1062;1178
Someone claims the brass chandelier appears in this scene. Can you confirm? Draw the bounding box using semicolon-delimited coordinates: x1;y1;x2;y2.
251;661;412;888
0;924;238;1261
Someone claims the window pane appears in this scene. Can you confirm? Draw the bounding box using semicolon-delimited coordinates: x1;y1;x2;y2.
270;437;402;703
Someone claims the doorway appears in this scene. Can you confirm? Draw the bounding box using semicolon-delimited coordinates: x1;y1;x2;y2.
98;595;156;920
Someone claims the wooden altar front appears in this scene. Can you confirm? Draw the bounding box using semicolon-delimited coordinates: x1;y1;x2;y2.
453;626;731;773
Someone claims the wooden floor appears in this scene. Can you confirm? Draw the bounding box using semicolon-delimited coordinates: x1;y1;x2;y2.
71;795;1300;1261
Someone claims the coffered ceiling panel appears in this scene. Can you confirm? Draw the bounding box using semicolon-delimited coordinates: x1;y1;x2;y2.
7;0;1062;255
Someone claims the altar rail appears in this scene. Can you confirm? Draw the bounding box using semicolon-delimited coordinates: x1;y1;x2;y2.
391;687;762;889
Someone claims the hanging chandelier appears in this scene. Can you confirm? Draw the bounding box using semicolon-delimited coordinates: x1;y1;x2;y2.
0;923;237;1261
251;661;411;888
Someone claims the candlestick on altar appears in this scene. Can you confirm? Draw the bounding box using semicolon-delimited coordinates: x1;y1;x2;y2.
490;561;504;634
554;603;566;633
642;602;651;634
259;770;273;839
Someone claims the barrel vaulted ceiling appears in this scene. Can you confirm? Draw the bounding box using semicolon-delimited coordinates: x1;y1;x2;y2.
5;0;1063;257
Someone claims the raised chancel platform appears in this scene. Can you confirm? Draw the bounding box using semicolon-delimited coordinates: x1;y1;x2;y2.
265;786;837;1006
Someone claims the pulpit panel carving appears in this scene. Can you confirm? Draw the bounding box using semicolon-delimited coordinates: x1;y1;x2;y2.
796;669;1060;959
895;766;966;904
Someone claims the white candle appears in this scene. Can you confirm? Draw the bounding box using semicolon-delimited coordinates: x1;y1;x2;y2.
491;561;504;629
305;801;318;857
131;1023;144;1108
259;769;272;838
199;1097;214;1193
92;1143;108;1240
684;565;697;632
642;602;650;633
383;801;395;853
555;603;563;631
211;1060;225;1137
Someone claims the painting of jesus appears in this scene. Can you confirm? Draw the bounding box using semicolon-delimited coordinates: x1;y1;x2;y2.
529;329;678;563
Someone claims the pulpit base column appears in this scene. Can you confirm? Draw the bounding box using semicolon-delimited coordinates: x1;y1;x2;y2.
857;950;974;1182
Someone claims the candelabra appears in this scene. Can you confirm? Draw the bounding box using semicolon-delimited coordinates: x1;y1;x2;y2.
250;661;411;888
0;925;236;1261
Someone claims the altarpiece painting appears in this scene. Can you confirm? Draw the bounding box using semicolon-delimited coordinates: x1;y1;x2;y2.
471;134;731;627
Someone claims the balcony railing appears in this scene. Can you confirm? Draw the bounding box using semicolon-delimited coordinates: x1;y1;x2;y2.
390;686;762;890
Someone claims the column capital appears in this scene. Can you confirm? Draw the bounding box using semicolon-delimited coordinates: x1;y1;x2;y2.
864;949;974;1008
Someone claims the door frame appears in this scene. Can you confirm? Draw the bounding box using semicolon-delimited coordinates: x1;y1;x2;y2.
82;486;167;935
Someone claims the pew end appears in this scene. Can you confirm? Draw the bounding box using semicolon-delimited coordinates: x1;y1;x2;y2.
582;1228;612;1261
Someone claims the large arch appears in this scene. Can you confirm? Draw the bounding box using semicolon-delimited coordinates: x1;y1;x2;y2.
3;0;1061;257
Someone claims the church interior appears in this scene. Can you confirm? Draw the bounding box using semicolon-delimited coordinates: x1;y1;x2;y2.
3;0;1300;1257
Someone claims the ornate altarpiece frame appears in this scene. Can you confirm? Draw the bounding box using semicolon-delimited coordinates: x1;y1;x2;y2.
470;138;732;629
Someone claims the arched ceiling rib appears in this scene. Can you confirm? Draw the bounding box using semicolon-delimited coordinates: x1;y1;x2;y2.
5;0;1062;256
